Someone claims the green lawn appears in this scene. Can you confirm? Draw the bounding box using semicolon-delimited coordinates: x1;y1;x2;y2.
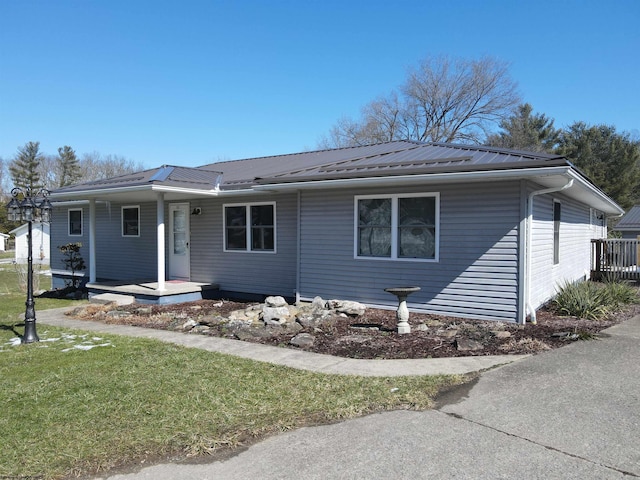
0;266;466;479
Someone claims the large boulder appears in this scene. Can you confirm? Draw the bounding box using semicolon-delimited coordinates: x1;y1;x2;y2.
327;300;366;316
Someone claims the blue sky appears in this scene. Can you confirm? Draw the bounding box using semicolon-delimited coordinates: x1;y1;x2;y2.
1;0;638;169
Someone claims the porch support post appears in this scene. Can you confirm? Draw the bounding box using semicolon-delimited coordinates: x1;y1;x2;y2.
157;193;166;292
89;198;96;283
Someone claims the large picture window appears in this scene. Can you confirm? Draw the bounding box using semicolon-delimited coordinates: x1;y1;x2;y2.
122;206;140;237
68;208;83;236
224;203;275;252
355;193;438;261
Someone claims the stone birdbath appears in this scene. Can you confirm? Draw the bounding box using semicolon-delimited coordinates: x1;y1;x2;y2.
384;287;421;334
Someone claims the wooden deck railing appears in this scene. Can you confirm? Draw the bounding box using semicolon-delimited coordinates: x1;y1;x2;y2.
591;239;640;281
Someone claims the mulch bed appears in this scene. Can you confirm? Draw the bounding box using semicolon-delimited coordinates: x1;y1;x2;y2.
66;299;640;360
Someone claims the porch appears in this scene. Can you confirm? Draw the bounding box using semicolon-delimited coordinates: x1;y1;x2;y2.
591;238;640;281
87;279;219;305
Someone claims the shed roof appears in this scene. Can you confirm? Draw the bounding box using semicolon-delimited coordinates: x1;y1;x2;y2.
614;205;640;231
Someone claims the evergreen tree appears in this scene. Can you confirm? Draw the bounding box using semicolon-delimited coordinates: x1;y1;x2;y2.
557;122;640;210
485;103;560;153
57;145;82;187
9;141;44;192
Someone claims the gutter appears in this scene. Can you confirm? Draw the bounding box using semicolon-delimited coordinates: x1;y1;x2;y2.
523;177;574;324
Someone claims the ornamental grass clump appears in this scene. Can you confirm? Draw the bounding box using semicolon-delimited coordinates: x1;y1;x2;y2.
553;279;638;320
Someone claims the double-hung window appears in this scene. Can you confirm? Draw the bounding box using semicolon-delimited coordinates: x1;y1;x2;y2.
68;208;83;236
224;202;275;252
355;193;438;261
122;206;140;237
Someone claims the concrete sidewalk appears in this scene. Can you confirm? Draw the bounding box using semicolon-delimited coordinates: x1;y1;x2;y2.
37;307;528;376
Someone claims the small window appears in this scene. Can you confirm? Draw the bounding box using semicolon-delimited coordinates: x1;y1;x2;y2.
355;193;439;261
122;206;140;237
224;203;275;252
553;201;561;264
68;209;83;236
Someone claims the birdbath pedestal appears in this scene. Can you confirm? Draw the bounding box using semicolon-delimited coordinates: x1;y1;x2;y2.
384;287;421;334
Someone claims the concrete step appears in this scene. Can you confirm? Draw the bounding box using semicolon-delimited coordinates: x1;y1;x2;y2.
89;292;135;306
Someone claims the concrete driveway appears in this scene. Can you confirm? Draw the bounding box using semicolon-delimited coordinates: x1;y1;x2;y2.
97;315;640;479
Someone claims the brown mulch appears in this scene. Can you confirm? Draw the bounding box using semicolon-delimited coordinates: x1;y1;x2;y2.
67;300;640;360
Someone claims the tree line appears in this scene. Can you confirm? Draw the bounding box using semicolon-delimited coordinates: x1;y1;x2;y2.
0;142;143;232
319;55;640;212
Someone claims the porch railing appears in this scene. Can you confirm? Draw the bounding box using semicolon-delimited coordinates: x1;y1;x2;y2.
591;238;640;281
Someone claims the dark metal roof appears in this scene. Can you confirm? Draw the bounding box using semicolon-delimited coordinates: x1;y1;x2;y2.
54;165;223;194
614;205;640;230
196;141;569;188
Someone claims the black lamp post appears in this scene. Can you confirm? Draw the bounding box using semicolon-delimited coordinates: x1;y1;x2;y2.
6;187;52;344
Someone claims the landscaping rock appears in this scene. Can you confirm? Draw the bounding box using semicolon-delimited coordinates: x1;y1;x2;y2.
265;296;288;308
492;330;512;339
182;319;198;330
328;300;366;316
296;312;328;328
439;329;459;339
455;338;484;352
311;296;327;312
262;306;292;324
290;333;315;348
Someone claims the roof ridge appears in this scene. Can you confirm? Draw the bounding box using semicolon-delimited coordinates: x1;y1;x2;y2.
198;140;423;169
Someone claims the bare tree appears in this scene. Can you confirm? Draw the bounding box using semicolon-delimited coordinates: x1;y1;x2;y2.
79;152;145;182
320;55;520;148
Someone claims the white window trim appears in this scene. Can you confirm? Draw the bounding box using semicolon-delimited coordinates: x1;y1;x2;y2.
122;205;140;237
68;208;83;236
354;193;440;262
223;202;277;253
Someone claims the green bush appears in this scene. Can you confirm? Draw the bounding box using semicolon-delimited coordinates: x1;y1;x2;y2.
601;278;639;308
553;279;638;320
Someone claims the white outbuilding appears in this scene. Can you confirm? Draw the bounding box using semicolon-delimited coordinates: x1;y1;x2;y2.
9;222;50;263
0;232;9;251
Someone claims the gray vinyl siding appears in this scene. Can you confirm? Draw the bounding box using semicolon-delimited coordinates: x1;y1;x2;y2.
92;202;158;280
298;182;522;322
50;205;89;288
529;192;593;309
189;193;297;297
53;201;158;282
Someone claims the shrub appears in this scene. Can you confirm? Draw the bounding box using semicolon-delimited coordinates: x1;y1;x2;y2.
553;279;639;320
601;279;639;309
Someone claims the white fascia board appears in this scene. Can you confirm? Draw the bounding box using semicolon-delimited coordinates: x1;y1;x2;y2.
51;199;90;207
50;184;220;200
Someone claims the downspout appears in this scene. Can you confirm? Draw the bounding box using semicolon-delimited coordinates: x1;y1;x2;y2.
524;177;574;324
295;190;301;304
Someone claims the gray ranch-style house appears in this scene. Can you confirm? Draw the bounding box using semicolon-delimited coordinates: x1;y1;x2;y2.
49;141;623;324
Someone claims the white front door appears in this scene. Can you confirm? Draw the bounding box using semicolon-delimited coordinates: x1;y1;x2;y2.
169;203;190;280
